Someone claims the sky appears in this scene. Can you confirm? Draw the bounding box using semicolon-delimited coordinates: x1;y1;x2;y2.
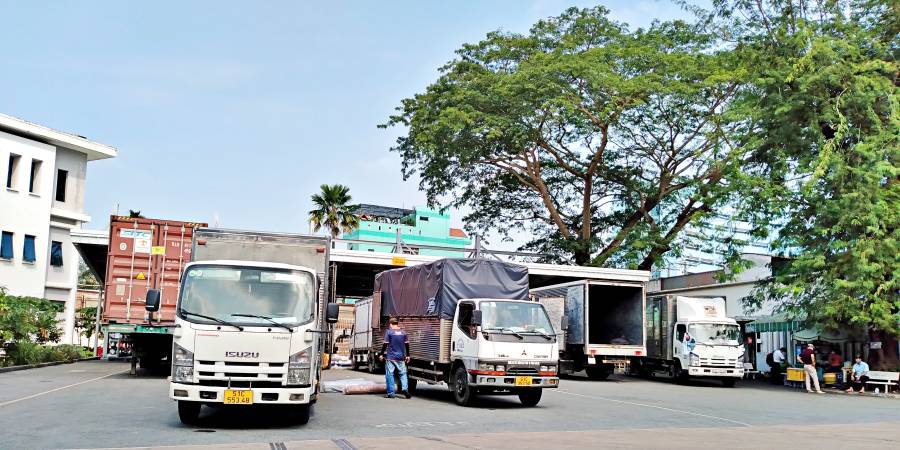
1;0;698;246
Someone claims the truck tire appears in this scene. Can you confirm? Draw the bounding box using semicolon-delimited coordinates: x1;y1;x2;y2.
178;401;201;425
672;361;688;384
585;367;610;381
518;389;542;407
721;378;737;388
351;353;361;371
367;353;377;374
292;404;311;425
452;366;475;406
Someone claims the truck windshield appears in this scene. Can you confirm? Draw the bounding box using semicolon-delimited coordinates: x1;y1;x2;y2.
689;323;740;345
481;301;554;335
178;265;315;327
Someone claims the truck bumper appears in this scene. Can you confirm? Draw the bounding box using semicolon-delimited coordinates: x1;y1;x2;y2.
688;367;743;378
169;382;314;405
473;375;559;388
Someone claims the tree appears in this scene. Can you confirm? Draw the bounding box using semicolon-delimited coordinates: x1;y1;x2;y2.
0;288;63;346
77;260;100;289
383;7;752;267
704;1;899;367
76;306;98;341
308;184;360;238
128;210;143;218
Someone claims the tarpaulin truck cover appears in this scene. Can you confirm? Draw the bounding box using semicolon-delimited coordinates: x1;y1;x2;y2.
374;258;529;320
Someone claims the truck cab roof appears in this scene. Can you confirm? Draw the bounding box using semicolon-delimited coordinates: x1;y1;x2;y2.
185;260;317;276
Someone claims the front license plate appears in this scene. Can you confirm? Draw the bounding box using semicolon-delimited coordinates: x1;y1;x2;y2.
223;389;253;405
515;376;533;386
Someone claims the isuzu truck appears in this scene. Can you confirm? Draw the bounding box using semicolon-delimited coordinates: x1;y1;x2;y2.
152;229;339;425
631;295;744;386
351;259;560;406
531;279;646;380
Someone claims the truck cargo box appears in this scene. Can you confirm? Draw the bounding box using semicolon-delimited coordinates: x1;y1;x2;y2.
103;216;206;325
374;258;529;320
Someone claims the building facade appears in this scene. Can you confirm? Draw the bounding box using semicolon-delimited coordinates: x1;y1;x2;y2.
343;204;470;257
0;113;116;344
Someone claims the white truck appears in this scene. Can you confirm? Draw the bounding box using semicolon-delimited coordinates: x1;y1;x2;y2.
351;259;560;406
631;295;744;386
148;229;339;425
530;279;646;380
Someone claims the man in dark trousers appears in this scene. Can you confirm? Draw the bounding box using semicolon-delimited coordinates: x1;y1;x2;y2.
380;317;411;399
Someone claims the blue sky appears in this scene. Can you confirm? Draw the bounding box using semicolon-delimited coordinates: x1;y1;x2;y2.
1;1;696;240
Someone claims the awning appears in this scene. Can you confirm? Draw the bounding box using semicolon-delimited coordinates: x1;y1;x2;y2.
745;313;805;333
793;326;866;343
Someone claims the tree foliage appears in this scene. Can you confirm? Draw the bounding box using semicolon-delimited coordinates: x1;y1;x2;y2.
384;6;753;267
0;288;63;346
308;184;360;238
76;306;98;340
705;1;899;349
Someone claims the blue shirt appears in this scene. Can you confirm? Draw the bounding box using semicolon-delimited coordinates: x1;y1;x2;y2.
383;328;408;361
852;361;869;376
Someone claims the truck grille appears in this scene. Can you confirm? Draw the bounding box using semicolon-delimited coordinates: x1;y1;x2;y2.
699;357;738;367
195;360;286;384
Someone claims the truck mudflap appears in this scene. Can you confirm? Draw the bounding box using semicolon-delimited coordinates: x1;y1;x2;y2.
688;366;744;377
169;383;315;405
472;375;559;388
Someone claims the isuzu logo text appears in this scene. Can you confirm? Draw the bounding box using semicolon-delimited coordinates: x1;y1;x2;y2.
225;351;259;358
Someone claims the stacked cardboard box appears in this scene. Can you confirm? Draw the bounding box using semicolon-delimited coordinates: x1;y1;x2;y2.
332;304;355;357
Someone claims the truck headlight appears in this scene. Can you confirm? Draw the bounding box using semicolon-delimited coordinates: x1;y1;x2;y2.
478;363;495;372
172;344;194;383
690;354;700;367
494;364;505;372
286;347;311;386
735;360;744;368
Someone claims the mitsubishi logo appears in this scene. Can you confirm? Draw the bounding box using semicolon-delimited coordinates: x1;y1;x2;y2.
521;349;527;356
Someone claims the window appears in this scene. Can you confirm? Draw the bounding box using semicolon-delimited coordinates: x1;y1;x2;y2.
23;235;36;263
6;154;20;189
0;232;13;260
675;323;687;342
55;169;68;202
456;302;476;339
29;160;42;194
419;216;429;222
50;241;63;267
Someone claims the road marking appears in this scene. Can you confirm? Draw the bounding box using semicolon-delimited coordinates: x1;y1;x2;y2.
0;369;128;408
332;439;357;450
551;388;753;427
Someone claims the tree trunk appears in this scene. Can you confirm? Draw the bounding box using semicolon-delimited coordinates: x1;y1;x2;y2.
868;329;899;371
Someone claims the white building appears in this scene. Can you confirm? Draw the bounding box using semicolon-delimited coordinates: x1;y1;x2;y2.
0;113;117;343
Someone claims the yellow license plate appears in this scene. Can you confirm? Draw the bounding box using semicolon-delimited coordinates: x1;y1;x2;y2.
515;376;533;386
223;389;253;405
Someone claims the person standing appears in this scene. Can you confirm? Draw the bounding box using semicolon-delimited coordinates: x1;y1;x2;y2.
797;343;824;394
380;317;411;399
769;347;786;384
845;355;870;393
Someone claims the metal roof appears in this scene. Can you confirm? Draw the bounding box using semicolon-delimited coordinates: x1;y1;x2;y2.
356;204;414;220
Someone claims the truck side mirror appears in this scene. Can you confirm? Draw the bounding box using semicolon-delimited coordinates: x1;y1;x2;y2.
326;303;340;324
471;310;483;327
145;289;161;312
561;316;569;331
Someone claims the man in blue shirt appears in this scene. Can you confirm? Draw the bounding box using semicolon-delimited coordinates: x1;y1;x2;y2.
845;354;870;393
380;317;411;399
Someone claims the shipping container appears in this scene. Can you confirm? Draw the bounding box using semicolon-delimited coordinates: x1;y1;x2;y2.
103;216;207;325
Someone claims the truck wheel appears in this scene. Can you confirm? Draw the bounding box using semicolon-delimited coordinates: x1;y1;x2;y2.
177;401;201;425
585;367;610;381
672;361;688;384
367;353;377;374
351;353;361;371
721;378;737;388
518;389;542;407
452;366;475;406
293;404;311;425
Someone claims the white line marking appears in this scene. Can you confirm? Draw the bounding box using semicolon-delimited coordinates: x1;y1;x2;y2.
0;369;128;408
552;388;753;427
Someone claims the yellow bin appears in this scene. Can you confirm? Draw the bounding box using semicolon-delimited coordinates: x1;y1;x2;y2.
824;372;837;385
786;367;806;382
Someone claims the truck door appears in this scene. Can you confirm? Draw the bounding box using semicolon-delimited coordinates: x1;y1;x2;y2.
673;323;687;365
451;301;478;360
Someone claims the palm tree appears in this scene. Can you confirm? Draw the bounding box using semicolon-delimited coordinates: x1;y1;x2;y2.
308;184;359;238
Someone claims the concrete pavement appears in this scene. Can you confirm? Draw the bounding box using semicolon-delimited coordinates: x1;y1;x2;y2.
1;360;898;449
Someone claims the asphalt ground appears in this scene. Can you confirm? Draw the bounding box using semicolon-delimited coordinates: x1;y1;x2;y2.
1;360;898;449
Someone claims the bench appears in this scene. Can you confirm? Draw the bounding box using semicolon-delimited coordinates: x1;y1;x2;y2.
864;371;899;393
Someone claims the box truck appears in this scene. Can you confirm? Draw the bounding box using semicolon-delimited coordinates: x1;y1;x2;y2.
631;295;744;386
101;216;206;375
351;259;560;406
530;279;646;380
159;229;339;425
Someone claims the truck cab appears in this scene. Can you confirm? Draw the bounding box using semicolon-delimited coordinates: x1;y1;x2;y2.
447;298;559;406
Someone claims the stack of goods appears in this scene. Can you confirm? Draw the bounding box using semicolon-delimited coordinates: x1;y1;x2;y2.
332;304;356;357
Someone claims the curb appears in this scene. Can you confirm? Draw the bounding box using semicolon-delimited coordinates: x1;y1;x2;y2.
0;356;100;374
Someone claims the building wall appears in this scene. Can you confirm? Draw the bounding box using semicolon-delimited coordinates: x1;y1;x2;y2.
345;207;470;257
52;148;88;215
0;130;55;297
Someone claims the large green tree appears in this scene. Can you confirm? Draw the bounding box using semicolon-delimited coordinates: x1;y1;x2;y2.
383;7;752;267
308;184;360;238
706;0;899;367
